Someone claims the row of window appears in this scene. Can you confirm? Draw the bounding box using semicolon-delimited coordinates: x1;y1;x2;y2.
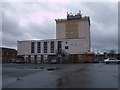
51;41;54;53
31;41;70;54
66;31;78;33
66;27;78;29
66;36;78;38
31;41;55;54
66;22;78;24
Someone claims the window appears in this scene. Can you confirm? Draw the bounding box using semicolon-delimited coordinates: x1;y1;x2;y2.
66;32;69;33
76;31;78;33
31;55;34;63
44;55;48;60
71;22;73;24
51;41;54;53
37;55;41;64
37;55;41;61
75;36;78;38
71;36;73;38
44;42;47;53
65;46;69;49
71;32;73;33
76;27;78;29
66;27;68;29
37;42;41;53
66;22;68;24
75;22;78;24
66;36;69;38
31;42;34;53
71;27;73;29
58;41;62;52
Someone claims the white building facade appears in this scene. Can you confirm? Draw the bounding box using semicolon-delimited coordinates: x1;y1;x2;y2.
17;39;89;63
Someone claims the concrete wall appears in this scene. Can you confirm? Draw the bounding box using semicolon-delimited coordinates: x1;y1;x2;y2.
17;41;31;55
78;21;90;49
56;23;66;39
62;39;88;54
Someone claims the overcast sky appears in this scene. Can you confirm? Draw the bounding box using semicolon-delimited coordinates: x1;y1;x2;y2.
2;1;118;53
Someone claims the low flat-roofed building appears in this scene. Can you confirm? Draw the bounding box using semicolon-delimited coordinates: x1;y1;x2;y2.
17;39;89;63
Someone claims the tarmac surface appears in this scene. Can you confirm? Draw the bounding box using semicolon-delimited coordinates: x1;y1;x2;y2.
2;63;119;88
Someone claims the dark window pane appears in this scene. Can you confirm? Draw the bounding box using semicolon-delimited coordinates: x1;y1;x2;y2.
65;46;68;49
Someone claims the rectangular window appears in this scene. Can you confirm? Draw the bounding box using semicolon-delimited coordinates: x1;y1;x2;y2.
75;36;78;38
66;36;69;38
71;27;73;29
31;42;34;53
44;55;48;60
51;41;54;53
76;27;78;29
71;36;73;38
66;27;68;29
44;42;47;53
37;42;41;53
76;31;78;33
37;55;41;60
71;22;73;24
58;41;62;52
66;22;68;24
31;55;34;63
75;22;78;24
66;32;69;33
65;46;69;49
71;32;73;33
37;55;41;64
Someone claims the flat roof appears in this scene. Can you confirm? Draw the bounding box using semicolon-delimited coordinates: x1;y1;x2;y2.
17;38;87;42
55;16;89;22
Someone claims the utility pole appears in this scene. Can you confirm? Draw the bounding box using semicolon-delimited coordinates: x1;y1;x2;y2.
97;48;98;61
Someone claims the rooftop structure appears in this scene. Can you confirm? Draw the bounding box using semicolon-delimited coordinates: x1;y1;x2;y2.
55;10;90;25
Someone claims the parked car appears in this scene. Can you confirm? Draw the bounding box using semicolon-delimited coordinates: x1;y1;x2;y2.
12;59;20;63
92;58;99;63
84;60;90;63
12;59;25;64
104;58;120;64
83;57;90;63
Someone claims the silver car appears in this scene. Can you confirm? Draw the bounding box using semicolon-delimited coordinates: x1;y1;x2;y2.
104;58;120;64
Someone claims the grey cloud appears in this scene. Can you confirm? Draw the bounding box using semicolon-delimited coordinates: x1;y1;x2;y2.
25;17;56;40
2;2;118;53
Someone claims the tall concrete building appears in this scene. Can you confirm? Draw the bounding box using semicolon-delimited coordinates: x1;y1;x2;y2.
55;11;91;49
17;11;91;63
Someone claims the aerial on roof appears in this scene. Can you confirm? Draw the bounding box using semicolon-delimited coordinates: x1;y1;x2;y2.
55;10;90;21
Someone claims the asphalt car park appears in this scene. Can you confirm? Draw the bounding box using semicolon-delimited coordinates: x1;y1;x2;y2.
2;63;119;88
